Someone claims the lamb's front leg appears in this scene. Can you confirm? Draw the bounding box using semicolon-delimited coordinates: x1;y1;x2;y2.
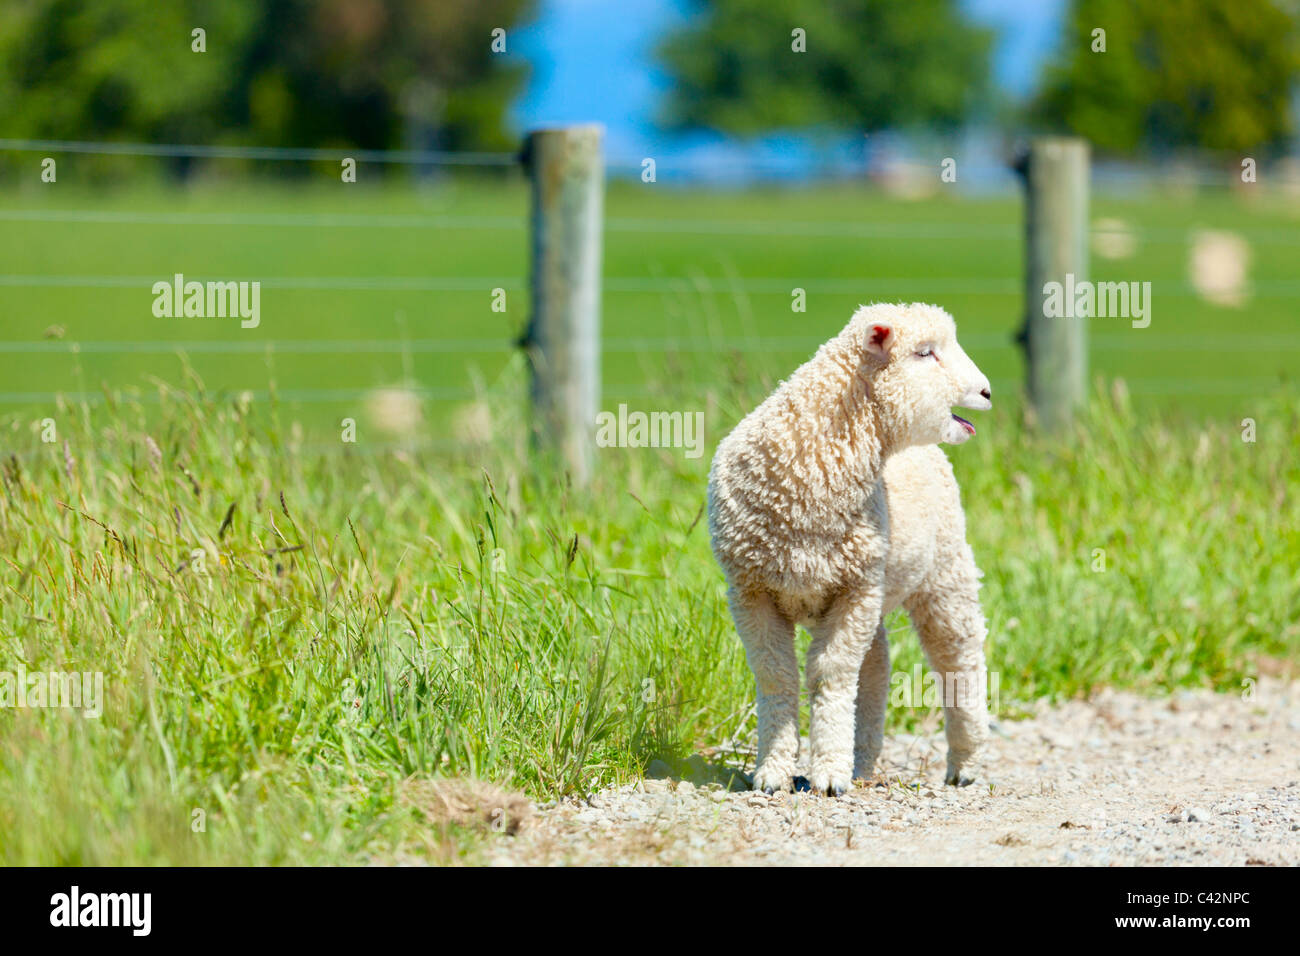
728;587;799;793
806;587;884;796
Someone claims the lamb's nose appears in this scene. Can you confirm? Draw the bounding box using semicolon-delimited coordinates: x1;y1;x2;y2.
980;387;991;400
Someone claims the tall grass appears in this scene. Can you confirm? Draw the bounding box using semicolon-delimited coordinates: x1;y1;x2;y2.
0;371;1296;864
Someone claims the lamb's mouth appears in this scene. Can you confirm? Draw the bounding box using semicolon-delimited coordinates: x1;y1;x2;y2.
952;413;976;436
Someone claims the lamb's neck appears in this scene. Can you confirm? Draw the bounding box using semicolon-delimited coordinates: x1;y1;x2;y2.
795;340;892;491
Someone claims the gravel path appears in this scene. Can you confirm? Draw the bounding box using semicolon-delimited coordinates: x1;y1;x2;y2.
489;678;1300;866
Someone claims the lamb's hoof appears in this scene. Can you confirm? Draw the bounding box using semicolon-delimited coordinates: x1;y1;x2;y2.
752;766;795;794
806;770;851;797
945;768;975;787
853;760;878;782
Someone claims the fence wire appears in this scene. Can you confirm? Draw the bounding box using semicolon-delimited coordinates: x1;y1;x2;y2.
1;137;1290;420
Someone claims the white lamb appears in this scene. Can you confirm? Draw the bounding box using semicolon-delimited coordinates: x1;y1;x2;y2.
707;302;993;796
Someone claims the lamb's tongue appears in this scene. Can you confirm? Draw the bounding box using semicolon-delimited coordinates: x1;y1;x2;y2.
952;414;976;436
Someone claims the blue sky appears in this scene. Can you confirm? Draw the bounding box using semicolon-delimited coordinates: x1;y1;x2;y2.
509;0;1068;161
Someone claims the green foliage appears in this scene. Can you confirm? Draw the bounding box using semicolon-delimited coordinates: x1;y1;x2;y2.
0;387;747;863
1034;0;1300;155
0;0;533;158
0;177;1297;862
0;379;1295;863
657;0;993;134
0;0;256;144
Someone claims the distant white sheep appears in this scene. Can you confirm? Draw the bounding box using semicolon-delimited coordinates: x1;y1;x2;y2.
707;303;993;795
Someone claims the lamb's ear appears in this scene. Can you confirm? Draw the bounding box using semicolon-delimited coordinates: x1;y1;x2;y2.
865;323;895;359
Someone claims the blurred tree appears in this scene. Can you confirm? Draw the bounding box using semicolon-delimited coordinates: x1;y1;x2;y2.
0;0;533;158
0;1;256;145
230;0;533;152
656;0;992;134
1035;0;1300;154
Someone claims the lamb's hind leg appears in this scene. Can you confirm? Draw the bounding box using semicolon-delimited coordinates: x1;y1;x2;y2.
904;552;989;785
853;624;890;781
728;587;799;793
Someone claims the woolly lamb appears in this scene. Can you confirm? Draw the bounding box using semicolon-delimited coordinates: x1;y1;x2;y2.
707;302;993;796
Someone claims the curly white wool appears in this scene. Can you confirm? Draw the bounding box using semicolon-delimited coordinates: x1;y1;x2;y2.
708;302;992;795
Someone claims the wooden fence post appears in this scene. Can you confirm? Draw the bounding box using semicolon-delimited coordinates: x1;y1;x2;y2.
520;125;603;486
1015;137;1090;431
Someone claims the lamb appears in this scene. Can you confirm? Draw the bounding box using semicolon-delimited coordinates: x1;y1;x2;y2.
707;302;993;796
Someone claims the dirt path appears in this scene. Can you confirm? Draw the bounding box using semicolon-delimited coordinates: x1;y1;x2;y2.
489;678;1300;865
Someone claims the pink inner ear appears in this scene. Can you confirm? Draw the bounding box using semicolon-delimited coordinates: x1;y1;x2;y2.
870;325;892;350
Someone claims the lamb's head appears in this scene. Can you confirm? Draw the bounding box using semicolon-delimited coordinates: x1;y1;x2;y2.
848;302;992;448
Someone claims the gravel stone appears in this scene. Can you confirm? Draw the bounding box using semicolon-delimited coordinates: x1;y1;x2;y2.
487;677;1300;866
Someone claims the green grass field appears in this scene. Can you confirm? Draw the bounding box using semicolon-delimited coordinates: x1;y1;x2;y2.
0;175;1297;863
2;175;1298;436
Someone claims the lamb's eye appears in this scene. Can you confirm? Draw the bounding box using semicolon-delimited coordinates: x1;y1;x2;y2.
916;346;934;358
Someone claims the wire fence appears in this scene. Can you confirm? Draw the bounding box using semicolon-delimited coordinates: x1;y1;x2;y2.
6;273;1300;297
2;135;1287;188
5;206;1300;245
1;136;1293;420
5;333;1298;357
0;137;518;167
0;375;1280;410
